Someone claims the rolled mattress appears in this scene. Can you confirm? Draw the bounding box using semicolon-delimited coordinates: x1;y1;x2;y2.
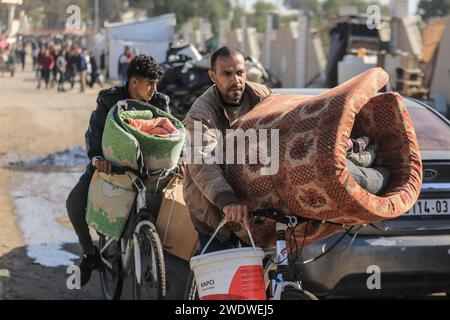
225;68;423;247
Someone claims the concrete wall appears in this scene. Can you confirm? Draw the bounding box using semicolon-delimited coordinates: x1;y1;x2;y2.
430;20;450;109
390;0;409;18
391;17;423;58
181;13;326;88
263;18;325;88
270;22;297;87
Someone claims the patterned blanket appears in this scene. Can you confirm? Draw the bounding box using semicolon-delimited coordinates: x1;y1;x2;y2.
225;68;423;248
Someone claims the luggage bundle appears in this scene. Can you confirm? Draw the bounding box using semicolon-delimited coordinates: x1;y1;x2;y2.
86;171;139;239
102;99;185;173
86;99;186;239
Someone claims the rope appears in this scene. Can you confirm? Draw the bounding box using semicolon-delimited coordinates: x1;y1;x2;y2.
162;177;179;246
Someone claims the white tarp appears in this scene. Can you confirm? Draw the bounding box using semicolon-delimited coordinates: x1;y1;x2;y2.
108;39;169;79
105;14;176;79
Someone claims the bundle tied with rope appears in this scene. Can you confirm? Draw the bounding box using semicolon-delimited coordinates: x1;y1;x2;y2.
102;99;186;175
86;99;187;239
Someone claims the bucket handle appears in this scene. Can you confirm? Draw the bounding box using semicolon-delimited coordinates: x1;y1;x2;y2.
201;219;258;255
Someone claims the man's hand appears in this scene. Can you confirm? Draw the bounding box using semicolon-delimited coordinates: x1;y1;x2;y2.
93;158;113;175
223;203;249;230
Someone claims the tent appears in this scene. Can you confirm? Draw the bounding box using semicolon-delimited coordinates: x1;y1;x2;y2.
105;14;176;80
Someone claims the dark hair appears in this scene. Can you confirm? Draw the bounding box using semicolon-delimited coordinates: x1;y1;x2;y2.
210;46;244;70
127;54;164;80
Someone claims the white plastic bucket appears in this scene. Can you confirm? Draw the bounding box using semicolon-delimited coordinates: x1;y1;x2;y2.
190;247;266;300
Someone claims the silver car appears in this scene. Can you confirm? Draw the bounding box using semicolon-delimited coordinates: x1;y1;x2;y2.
274;89;450;298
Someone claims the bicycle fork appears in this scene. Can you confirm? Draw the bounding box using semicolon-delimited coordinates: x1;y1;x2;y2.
268;219;303;300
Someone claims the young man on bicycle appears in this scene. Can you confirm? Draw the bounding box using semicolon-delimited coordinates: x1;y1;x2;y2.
66;54;171;287
183;47;272;254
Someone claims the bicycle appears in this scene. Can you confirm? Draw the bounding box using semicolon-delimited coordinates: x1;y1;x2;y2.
184;209;320;300
98;165;179;300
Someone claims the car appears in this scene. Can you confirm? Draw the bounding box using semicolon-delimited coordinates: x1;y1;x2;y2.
273;88;450;298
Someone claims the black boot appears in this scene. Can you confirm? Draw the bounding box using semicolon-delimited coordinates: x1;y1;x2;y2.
79;246;104;287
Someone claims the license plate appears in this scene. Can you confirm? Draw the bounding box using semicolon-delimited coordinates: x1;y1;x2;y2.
405;199;450;216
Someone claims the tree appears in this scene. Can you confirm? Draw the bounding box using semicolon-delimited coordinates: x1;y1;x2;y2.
99;0;123;25
129;0;230;34
251;1;277;33
321;0;367;20
0;7;5;32
367;0;390;16
195;0;231;34
231;5;247;29
284;0;321;17
418;0;450;21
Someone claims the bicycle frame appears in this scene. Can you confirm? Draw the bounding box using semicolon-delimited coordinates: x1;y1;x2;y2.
97;166;179;301
263;216;305;300
99;215;159;286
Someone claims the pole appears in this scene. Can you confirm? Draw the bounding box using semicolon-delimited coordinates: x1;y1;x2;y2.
7;4;16;34
94;0;99;31
296;10;307;88
264;13;274;70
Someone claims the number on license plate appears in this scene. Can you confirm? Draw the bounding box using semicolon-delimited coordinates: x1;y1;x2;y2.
406;199;450;216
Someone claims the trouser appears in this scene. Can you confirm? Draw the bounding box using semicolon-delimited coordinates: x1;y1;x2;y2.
89;72;98;87
79;70;86;92
58;71;65;90
66;171;171;255
66;69;76;88
346;159;391;195
66;172;94;255
39;69;50;87
52;68;58;83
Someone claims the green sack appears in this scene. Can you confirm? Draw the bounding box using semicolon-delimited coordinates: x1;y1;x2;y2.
102;99;186;172
86;171;138;239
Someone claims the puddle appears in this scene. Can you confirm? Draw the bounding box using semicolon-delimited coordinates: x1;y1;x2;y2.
5;146;89;172
6;147;90;267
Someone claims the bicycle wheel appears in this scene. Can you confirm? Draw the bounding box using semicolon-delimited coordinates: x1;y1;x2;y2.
183;271;198;300
99;234;123;300
132;225;166;300
280;287;318;300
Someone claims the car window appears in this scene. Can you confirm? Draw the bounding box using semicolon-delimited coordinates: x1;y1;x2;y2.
407;103;450;150
273;90;450;151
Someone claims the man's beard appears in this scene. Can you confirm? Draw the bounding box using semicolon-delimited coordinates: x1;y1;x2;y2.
228;92;242;103
227;86;244;103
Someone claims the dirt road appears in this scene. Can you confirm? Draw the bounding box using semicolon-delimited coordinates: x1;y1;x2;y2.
0;61;104;299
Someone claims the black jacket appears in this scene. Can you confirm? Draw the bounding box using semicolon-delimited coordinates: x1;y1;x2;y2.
84;83;170;173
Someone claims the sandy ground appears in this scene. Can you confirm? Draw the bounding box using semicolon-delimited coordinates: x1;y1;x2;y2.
0;61;189;300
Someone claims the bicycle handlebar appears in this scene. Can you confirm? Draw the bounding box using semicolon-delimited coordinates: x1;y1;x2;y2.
110;165;130;175
249;209;389;232
248;209;312;225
